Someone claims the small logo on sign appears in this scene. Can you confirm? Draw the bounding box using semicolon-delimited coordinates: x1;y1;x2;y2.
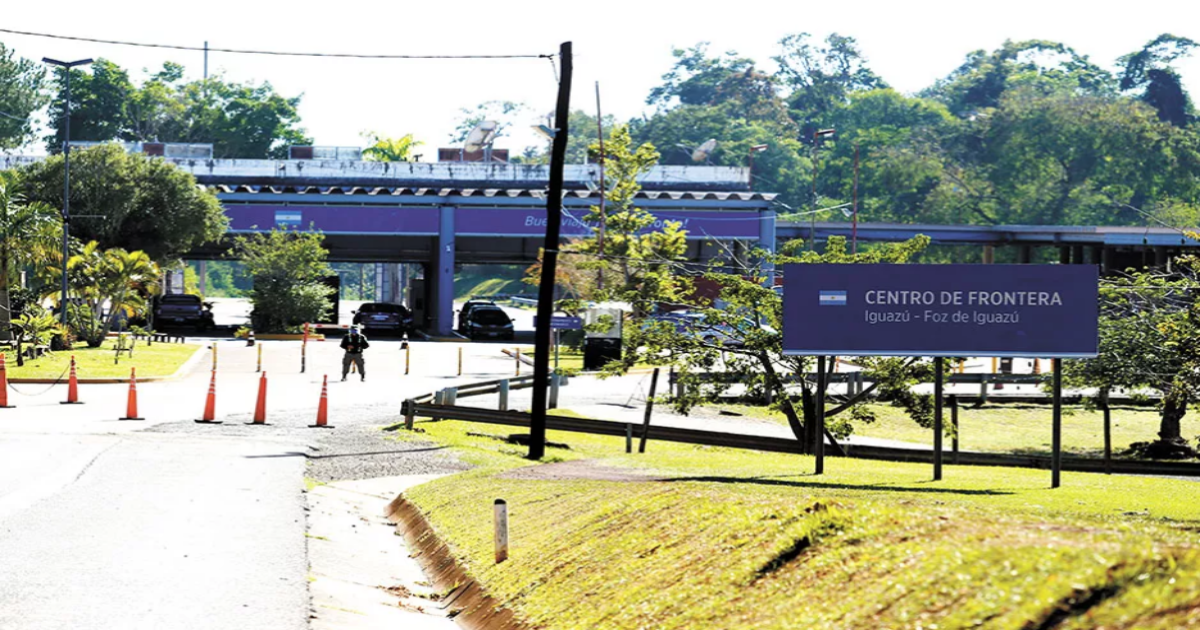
819;290;847;306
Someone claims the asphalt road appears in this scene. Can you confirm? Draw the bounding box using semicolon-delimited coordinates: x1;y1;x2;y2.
0;337;522;630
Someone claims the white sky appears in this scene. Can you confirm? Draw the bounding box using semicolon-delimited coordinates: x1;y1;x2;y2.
4;0;1199;156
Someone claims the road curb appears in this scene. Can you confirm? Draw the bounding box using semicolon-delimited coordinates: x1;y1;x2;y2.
8;344;208;384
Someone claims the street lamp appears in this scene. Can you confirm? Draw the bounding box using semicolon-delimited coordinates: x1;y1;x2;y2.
43;57;92;326
810;129;835;251
748;144;768;191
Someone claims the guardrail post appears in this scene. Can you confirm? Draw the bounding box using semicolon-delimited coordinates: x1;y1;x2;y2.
638;368;660;454
950;394;959;465
979;374;989;405
494;499;509;564
499;379;509;411
404;399;415;430
625;423;632;453
434;389;444;406
549;373;560;409
445;387;458;406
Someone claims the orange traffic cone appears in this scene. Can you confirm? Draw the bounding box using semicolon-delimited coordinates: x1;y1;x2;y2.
309;375;333;429
61;355;83;405
0;353;13;409
250;372;268;425
119;367;144;421
195;370;221;424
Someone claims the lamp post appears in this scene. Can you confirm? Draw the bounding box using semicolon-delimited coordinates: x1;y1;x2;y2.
748;144;768;191
810;128;835;251
43;57;93;326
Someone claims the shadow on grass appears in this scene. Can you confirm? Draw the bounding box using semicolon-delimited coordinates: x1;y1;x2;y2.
662;474;1014;496
246;446;449;459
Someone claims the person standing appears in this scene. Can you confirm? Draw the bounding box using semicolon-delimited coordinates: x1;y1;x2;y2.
340;325;370;381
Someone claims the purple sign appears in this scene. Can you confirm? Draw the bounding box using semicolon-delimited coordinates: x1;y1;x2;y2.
782;264;1098;358
453;208;761;239
226;205;439;234
225;205;761;239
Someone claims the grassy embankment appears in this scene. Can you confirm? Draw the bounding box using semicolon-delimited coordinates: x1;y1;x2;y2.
710;402;1200;459
393;417;1200;629
455;265;529;300
3;339;201;379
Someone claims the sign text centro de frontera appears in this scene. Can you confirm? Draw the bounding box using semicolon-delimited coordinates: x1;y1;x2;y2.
782;264;1099;358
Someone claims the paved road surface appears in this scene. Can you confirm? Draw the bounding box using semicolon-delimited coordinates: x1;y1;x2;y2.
0;338;522;630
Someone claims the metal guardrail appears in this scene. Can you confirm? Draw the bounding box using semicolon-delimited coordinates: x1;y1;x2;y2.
670;371;1048;386
397;401;1200;478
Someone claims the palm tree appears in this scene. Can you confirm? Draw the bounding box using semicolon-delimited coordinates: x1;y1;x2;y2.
0;169;60;342
45;242;159;347
361;132;423;162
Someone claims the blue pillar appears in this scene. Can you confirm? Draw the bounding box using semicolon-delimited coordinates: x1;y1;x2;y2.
759;208;776;286
436;206;455;336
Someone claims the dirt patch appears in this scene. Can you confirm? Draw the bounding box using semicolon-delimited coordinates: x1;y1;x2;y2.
498;459;669;483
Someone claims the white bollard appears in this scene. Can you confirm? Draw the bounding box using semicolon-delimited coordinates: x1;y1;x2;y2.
494;499;509;564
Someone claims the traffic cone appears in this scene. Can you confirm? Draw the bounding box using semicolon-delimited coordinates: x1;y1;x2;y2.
119;367;144;421
0;353;13;409
195;370;221;424
61;355;83;405
309;375;333;429
250;372;268;425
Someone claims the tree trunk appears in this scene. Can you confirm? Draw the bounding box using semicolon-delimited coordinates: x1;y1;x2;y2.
0;242;11;343
1160;395;1186;443
1136;391;1199;459
758;350;806;443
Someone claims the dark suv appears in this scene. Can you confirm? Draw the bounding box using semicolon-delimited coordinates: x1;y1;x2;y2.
153;294;212;330
352;303;414;334
457;299;497;334
460;305;514;340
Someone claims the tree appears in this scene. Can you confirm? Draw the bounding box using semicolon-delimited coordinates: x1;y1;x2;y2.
0;170;60;342
449;100;528;145
0;42;48;149
1119;34;1198;127
361;132;423;162
44;241;159;347
774;33;888;135
923;40;1114;117
232;227;334;333
648;44;758;108
1065;261;1200;459
21;144;228;262
45;60;311;158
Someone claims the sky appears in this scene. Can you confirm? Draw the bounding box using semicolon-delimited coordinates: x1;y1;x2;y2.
3;0;1199;156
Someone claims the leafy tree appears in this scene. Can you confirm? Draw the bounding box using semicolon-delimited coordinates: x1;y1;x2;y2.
648;44;757;108
361;132;423;162
923;40;1114;117
0;42;48;149
774;33;887;135
0;170;59;342
232;227;334;333
1119;34;1198;127
1065;261;1200;459
46;60;311;158
449;100;528;145
20;144;228;262
44;241;159;347
44;59;134;150
519;109;618;165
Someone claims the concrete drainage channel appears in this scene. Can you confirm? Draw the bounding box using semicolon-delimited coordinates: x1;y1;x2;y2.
306;375;560;629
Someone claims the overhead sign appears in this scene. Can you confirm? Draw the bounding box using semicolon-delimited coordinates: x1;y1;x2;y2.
535;316;583;330
782;264;1098;358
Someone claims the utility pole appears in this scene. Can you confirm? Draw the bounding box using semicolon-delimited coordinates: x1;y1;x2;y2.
203;41;208;80
595;81;606;291
529;42;573;460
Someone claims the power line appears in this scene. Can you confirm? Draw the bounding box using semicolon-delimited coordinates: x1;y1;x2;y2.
0;27;554;61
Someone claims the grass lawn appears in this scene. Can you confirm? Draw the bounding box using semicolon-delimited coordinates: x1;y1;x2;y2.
708;401;1200;459
3;339;201;379
521;347;661;373
393;417;1200;629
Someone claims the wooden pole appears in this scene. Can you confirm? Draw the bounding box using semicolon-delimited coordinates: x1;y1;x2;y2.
1101;387;1112;475
405;344;410;375
1052;358;1063;488
934;356;944;481
256;343;262;373
815;356;826;475
528;41;574;461
457;346;463;376
950;394;959;465
637;368;660;453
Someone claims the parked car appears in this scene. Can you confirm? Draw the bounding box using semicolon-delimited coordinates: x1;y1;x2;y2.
645;310;775;349
153;294;212;330
461;305;514;340
352;302;414;334
457;299;499;334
